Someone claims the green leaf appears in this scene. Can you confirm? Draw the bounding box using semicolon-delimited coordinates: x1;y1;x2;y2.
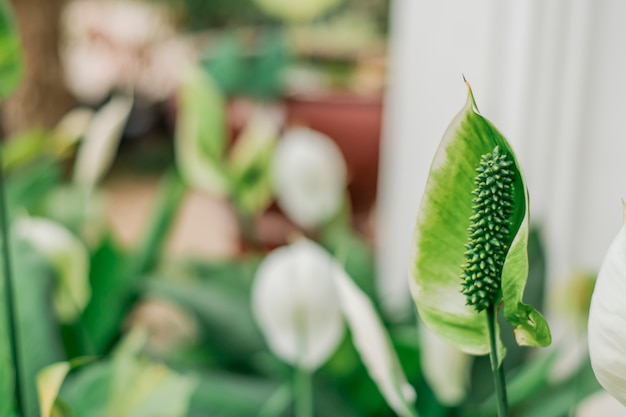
37;362;71;417
202;33;247;97
82;171;185;353
229;107;280;216
409;84;551;355
0;1;22;98
16;217;91;323
11;238;65;417
175;66;229;196
61;334;197;417
72;95;133;193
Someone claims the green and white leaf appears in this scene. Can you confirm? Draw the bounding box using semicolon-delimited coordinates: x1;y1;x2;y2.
334;266;417;417
73;95;133;193
175;66;229;196
16;217;91;322
37;362;71;417
229;106;280;216
409;86;551;355
61;332;197;417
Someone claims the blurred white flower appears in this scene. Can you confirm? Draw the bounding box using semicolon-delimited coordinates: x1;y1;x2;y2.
251;239;345;370
251;239;416;415
73;94;134;193
62;0;194;102
419;324;471;406
588;204;626;406
273;127;347;229
16;217;91;323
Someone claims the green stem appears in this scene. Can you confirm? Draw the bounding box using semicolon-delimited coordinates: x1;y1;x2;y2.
0;149;25;416
486;302;508;417
294;366;313;417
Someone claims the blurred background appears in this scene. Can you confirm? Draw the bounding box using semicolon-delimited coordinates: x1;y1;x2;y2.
3;0;626;415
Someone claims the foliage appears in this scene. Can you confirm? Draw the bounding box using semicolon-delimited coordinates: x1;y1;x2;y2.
0;2;605;417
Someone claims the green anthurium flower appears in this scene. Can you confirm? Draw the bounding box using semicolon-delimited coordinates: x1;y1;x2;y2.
409;83;551;356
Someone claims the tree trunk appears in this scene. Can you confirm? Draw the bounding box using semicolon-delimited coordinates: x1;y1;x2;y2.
2;0;73;135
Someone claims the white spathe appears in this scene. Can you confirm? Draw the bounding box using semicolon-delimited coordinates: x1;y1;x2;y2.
273;127;347;229
588;204;626;406
251;239;345;370
251;239;416;416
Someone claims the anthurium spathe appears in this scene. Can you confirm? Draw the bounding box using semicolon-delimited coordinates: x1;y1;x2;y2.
588;203;626;406
251;239;345;370
272;127;348;230
251;239;416;416
409;83;551;355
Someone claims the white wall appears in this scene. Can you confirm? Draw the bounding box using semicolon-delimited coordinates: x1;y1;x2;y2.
377;0;626;320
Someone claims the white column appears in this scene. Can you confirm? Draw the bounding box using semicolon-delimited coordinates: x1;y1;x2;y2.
378;0;626;320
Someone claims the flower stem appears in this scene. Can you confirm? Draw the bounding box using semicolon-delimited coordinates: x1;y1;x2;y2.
486;302;508;417
294;366;313;417
0;150;25;416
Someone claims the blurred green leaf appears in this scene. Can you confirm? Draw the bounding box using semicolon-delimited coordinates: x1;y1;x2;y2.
72;95;133;194
187;372;283;417
62;335;197;417
16;217;91;323
175;66;229;195
5;158;62;214
147;274;265;362
229;107;279;216
83;172;185;354
247;31;288;100
2;130;48;171
11;238;66;417
202;33;247;96
37;362;71;417
81;235;128;354
0;0;22;98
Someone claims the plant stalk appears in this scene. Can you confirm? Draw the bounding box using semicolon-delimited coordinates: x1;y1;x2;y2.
487;302;508;417
0;149;25;416
294;366;313;417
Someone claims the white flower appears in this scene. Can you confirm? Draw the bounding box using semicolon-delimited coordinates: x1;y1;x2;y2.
251;239;345;370
251;239;416;415
273;127;347;229
588;203;626;406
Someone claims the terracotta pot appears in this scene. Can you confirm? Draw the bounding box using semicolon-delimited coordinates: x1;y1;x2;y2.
283;92;383;217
